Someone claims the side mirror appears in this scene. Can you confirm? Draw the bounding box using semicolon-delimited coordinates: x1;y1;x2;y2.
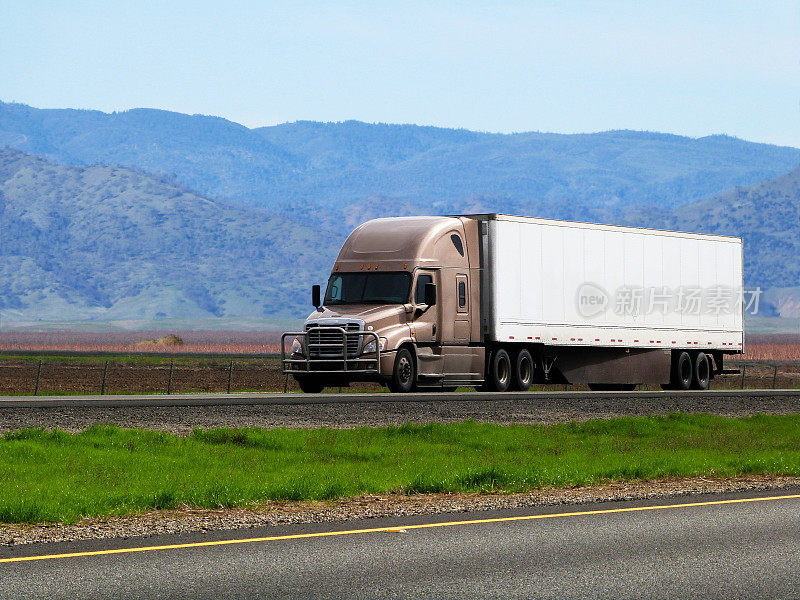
312;285;321;310
424;282;437;307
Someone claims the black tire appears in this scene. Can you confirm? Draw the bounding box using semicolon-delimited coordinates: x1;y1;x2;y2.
671;351;693;390
485;348;512;392
295;377;325;394
693;352;710;390
388;347;416;393
511;349;534;391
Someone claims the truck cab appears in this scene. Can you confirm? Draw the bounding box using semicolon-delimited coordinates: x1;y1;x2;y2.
282;216;484;392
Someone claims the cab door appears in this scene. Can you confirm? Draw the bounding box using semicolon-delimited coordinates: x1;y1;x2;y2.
411;270;440;344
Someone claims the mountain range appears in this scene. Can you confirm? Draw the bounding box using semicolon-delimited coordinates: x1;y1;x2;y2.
0;148;337;323
1;102;798;326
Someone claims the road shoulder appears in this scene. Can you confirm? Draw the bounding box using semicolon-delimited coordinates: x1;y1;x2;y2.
3;474;799;548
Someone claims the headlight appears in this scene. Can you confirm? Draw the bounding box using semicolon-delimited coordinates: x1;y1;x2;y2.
291;337;303;355
362;337;387;354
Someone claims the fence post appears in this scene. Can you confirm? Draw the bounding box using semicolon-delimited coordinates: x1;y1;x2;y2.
167;360;174;395
101;360;109;395
226;360;233;394
33;361;42;396
773;365;778;389
740;364;746;390
283;373;288;393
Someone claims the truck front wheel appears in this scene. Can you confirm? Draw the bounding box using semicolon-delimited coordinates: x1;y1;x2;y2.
388;348;416;393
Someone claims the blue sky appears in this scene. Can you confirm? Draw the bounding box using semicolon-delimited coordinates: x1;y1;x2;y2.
2;0;799;146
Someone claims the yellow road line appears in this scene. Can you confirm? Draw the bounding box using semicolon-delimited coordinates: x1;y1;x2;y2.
2;493;799;564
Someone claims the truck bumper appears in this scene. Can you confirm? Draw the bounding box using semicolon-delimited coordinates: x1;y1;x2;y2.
281;329;388;381
286;351;395;386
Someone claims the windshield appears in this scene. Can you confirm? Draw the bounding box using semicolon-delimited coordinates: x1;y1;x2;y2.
325;272;412;305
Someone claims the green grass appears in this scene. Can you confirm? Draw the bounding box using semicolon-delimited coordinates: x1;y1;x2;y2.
2;415;800;524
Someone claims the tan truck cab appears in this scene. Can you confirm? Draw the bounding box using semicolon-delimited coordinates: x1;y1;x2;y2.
282;216;483;392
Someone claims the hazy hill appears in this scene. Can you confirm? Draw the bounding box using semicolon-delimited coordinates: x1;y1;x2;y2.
2;144;798;326
677;164;800;291
2;101;800;326
0;148;338;322
3;102;799;234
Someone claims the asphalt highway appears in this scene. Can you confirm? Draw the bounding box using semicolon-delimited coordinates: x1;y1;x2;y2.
1;388;799;408
2;489;799;599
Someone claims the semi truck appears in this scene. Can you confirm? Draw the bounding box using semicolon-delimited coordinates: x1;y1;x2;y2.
282;214;743;393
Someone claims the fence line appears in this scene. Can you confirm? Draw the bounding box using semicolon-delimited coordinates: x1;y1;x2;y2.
3;359;798;396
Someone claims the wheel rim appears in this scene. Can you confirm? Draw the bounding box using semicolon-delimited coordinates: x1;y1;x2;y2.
680;356;691;386
497;355;509;385
698;356;709;386
519;356;532;385
398;356;413;385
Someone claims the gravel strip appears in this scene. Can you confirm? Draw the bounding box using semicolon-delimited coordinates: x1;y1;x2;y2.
2;393;800;433
2;475;799;547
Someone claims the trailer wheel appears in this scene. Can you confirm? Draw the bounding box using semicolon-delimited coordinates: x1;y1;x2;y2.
511;349;533;391
388;347;416;393
693;352;710;390
485;348;511;392
671;351;693;390
295;377;325;394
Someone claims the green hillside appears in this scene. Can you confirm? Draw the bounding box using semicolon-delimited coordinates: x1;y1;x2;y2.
0;149;339;323
677;164;800;305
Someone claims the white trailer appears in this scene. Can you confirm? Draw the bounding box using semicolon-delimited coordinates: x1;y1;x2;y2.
284;213;744;393
484;215;743;351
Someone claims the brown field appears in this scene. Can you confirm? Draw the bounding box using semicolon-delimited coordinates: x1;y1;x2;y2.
2;331;798;359
0;330;283;354
733;335;800;361
0;355;798;396
0;356;385;396
1;331;798;395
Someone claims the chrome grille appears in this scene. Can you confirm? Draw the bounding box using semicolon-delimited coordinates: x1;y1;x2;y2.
306;322;361;358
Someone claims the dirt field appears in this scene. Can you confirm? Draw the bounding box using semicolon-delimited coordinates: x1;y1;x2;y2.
0;330;284;354
2;331;797;358
0;356;389;395
1;331;799;395
1;354;798;396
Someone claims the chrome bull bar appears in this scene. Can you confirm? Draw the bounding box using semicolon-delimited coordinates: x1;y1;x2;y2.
281;328;381;374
